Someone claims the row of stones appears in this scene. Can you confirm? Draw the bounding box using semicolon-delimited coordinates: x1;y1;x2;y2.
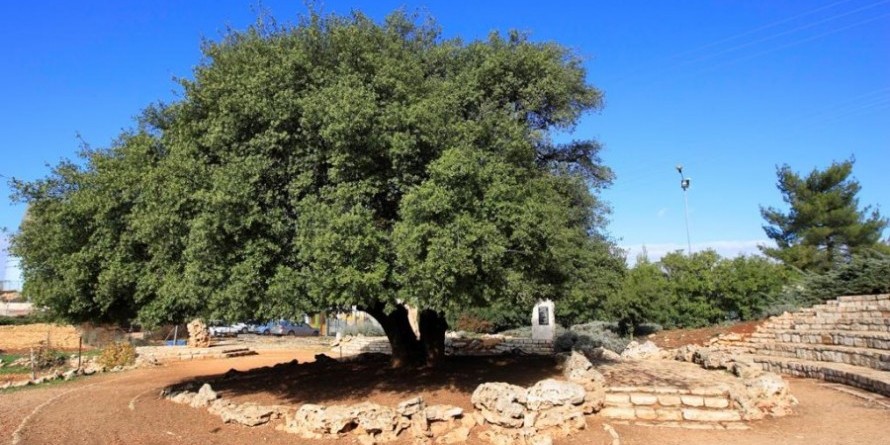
608;419;749;430
600;406;741;423
751;331;890;348
605;392;731;409
836;294;890;303
136;346;254;363
758;320;890;332
754;358;890;397
753;343;890;371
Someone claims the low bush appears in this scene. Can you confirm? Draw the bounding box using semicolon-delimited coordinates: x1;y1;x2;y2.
97;342;136;368
555;321;633;353
454;313;495;334
339;322;385;337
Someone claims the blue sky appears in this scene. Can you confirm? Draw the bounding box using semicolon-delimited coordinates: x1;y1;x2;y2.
1;0;889;287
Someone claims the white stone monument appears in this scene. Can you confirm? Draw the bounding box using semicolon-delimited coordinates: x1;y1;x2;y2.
531;300;555;340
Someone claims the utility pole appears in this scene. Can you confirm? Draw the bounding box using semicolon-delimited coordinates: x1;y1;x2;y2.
676;165;692;255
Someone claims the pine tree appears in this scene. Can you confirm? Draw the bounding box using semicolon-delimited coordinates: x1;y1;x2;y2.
760;160;888;272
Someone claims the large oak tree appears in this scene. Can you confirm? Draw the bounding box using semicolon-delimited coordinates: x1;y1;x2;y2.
11;11;622;367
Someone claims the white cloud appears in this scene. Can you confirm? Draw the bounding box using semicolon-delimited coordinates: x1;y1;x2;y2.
656;208;668;218
621;239;775;265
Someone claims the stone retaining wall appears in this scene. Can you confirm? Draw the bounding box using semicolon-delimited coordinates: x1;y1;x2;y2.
711;294;890;397
333;335;554;357
136;346;256;363
0;323;81;350
601;385;745;429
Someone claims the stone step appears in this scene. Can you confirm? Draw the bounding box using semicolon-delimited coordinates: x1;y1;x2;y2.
219;348;257;358
749;355;890;397
752;342;890;371
602;387;741;425
757;319;890;333
746;331;890;351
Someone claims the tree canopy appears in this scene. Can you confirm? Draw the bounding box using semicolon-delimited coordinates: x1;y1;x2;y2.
760;160;888;272
603;250;792;331
11;10;622;366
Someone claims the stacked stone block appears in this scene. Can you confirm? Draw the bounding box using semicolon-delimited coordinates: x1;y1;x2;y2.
600;385;747;430
739;294;890;396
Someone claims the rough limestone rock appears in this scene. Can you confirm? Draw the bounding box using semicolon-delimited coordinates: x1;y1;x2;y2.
187;319;211;348
693;347;736;369
532;404;586;434
525;379;585;411
620;340;662;360
732;358;763;379
479;426;551;445
350;402;399;438
209;401;280;426
471;382;528;428
731;372;798;420
285;404;355;438
424;405;463;421
556;351;606;413
397;396;426;417
673;344;698;362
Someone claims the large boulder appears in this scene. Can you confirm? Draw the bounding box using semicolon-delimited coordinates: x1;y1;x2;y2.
525;379;585;411
471;382;528;428
555;351;606;413
731;372;798;420
620;340;662;360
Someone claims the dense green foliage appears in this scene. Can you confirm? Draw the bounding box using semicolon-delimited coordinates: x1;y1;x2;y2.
782;250;890;306
760;160;889;272
603;250;793;330
11;10;621;350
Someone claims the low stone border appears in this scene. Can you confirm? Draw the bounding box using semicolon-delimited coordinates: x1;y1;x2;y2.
163;351;607;445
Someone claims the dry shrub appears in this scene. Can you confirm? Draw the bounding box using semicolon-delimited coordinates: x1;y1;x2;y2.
455;313;495;334
98;342;136;368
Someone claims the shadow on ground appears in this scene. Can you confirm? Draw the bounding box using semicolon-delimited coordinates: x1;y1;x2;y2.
169;353;562;406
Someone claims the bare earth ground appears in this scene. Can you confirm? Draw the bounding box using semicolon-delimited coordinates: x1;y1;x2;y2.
1;341;888;444
648;320;761;348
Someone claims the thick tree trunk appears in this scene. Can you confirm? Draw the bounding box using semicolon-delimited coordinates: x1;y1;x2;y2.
419;309;448;368
363;304;423;368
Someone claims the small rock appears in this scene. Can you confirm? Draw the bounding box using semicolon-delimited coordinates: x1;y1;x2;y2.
397;396;425;417
424;405;463;421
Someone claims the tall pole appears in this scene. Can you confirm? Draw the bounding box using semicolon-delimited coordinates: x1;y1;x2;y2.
676;165;692;255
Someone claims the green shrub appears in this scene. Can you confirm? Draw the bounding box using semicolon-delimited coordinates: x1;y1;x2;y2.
555;321;633;353
97;342;136;368
339;323;385;337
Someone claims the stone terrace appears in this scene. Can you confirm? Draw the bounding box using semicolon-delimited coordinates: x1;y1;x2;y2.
597;359;748;430
730;294;890;396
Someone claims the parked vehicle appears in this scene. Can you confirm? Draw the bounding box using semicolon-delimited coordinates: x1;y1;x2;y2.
256;320;319;336
208;322;250;337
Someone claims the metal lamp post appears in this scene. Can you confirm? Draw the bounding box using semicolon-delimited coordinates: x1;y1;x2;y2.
676;165;692;255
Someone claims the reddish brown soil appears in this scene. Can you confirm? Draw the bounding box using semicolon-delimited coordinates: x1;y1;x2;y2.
1;348;888;445
647;320;762;348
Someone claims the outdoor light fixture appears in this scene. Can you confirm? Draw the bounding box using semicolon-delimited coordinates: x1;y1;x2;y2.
676;165;692;255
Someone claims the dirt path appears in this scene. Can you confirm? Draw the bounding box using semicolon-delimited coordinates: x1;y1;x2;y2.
1;352;888;445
